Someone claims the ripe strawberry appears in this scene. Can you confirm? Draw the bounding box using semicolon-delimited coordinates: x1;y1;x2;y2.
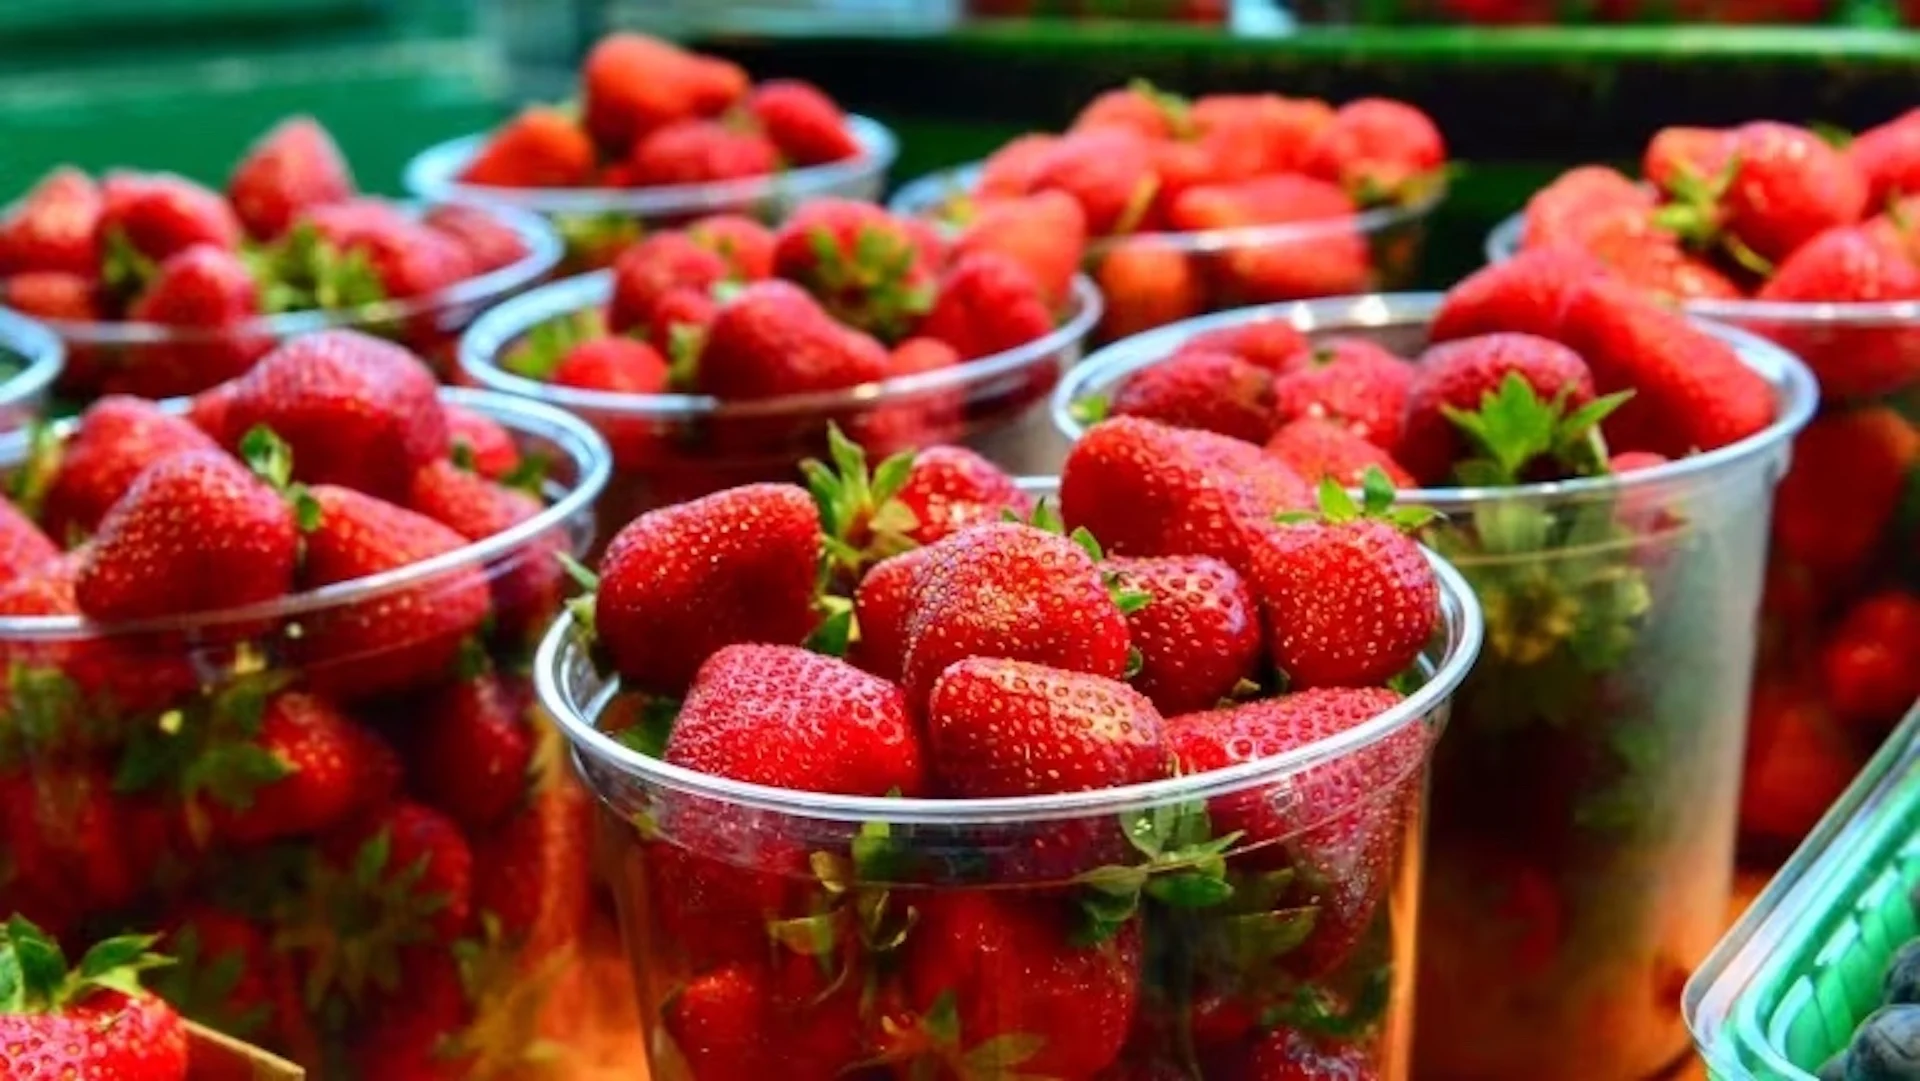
124;245;268;396
0;766;154;916
928;658;1167;796
663;962;861;1081
458;105;596;188
748;79;860;166
340;801;475;940
423;203;530;274
630;119;780;187
442;402;522;480
698;280;889;398
852;545;937;682
1108;555;1262;715
918;250;1055;361
580;33;748;155
687;213;776;281
1428;247;1605;344
0;167;101;276
892;444;1032;545
1740;678;1858;848
1520;166;1652;250
40;395;219;538
471;766;594;957
647;840;799;969
843;336;965;454
2;270;101;323
1072;81;1189;141
1756;225;1920;400
596;483;820;693
1301;98;1446;203
299;199;476;300
1643;126;1733;193
73;450;297;621
99;172;242;264
1220;229;1375;305
1244;1026;1381;1081
0;553;198;716
974;133;1061;197
0;920;188;1081
408;455;562;640
1266;418;1417;488
1190;93;1334;176
1397;332;1596;484
1167;174;1357;234
1270;337;1414;451
0;497;55;585
1094;240;1206;340
1773;408;1918;580
1707;122;1868;264
1026;129;1162;236
1180;318;1310;373
1819;591;1920;729
900;522;1132;703
411;674;535;830
772;199;940;341
955;191;1087;307
202;692;398;845
1586;225;1745;303
217;329;448;500
607;230;731;335
904;892;1141;1080
227;116;355;240
294;485;492;700
1061;416;1312;576
155;907;303;1051
1848;108;1920;208
551;336;670;393
1109;349;1278;444
346;948;475;1080
1555;277;1775;457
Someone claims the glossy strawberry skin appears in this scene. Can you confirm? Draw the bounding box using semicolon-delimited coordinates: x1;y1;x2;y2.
0;986;189;1081
1397;332;1596;484
227;116;355;239
0;167;102;276
1249;518;1439;689
662;961;861;1081
1180;319;1310;373
205;692;398;845
698;280;889;399
580;33;747;155
99;172;242;263
1109;555;1263;716
1719;121;1868;264
458;105;596;189
41;396;219;539
958;191;1088;308
928;658;1168;797
1757;224;1920;400
410;674;535;830
1428;247;1606;344
1301;97;1446;201
1110;350;1278;445
1266;418;1416;488
1270;337;1414;452
919;251;1056;361
607;230;731;335
630;120;780;187
852;545;936;682
748;79;860;166
892;445;1031;546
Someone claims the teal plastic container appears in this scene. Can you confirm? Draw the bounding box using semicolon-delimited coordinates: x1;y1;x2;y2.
1687;699;1920;1080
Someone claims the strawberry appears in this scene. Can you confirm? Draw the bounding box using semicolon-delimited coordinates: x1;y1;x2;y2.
1180;318;1310;373
1266;418;1416;488
928;658;1167;796
1519;165;1654;250
1190;94;1334;176
124;245;268;396
772;199;940;341
1109;349;1278;444
457;105;596;188
341;801;475;940
298;199;476;300
0;766;152;916
1428;247;1606;344
630;119;780;187
607;230;731;335
0;552;198;717
1218;228;1375;305
471;766;593;957
1555;277;1775;457
1244;1026;1380;1081
1643;126;1733;194
1249;481;1438;688
411;674;535;830
1072;81;1190;141
1094;240;1206;340
1773;408;1918;580
1167;174;1357;234
698;280;889;398
201;692;398;845
73;449;297;621
1820;591;1920;728
1108;555;1262;715
1061;416;1312;576
1848;108;1920;207
596;483;820;693
1585;225;1745;303
0;497;55;585
443;402;522;480
423;204;530;274
647;841;798;969
552;336;671;393
748;79;860;166
346;948;475;1080
1660;122;1867;266
1270;337;1414;451
0;167;101;276
955;191;1087;307
900;522;1132;704
663;962;861;1081
811;435;1031;562
580;33;748;155
217;329;449;500
1397;332;1597;484
1756;224;1920;400
977;133;1062;197
294;485;492;700
41;395;220;538
1;271;101;323
227;116;355;239
917;250;1055;361
1739;678;1858;848
903;892;1141;1080
99;172;242;265
155;907;303;1051
843;336;966;455
853;545;937;682
1301;98;1446;203
892;444;1032;545
405;459;559;636
1025;130;1161;236
0;919;188;1081
687;213;777;281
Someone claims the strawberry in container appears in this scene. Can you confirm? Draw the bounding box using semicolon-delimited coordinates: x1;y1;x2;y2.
0;118;560;402
458;199;1100;530
406;32;898;270
1486;113;1920;858
535;416;1483;1081
1050;255;1817;1081
0;328;635;1077
892;83;1447;342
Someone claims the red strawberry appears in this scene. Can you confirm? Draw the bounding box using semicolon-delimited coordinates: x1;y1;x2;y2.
43;395;220;538
0;920;188;1081
156;907;304;1051
1025;129;1161;237
1109;349;1278;444
1555;277;1775;457
630;119;780;187
1643;126;1733;193
1167;173;1356;234
1520;165;1654;250
0;766;153;916
1703;122;1867;264
1190;94;1334;176
607;230;731;335
407;454;562;639
1248;487;1438;688
904;892;1141;1080
1585;224;1744;303
0;552;198;717
928;658;1167;796
99;172;242;263
852;545;937;681
1270;337;1414;451
227;116;355;240
596;483;820;693
347;948;475;1080
423;204;530;273
412;674;535;830
551;336;669;392
647;841;798;969
698;280;888;398
1093;240;1206;340
900;522;1132;704
663;962;861;1081
1060;416;1312;577
956;191;1087;308
1849;108;1920;207
218;329;449;500
1244;1026;1381;1081
202;692;398;845
917;250;1055;360
0;167;101;276
1266;418;1416;488
299;200;475;300
1429;247;1606;344
772;199;941;341
294;485;492;700
976;133;1061;198
73;450;297;621
1301;98;1446;203
1773;407;1917;579
842;336;965;455
1740;678;1858;847
1820;591;1920;727
1397;332;1597;484
471;766;594;957
0;497;55;585
1180;318;1310;373
1756;224;1920;400
580;33;748;155
1109;555;1262;715
687;213;776;281
124;245;267;396
748;79;861;166
457;105;596;188
340;801;475;940
1072;82;1189;140
443;402;522;480
2;271;101;323
893;444;1032;545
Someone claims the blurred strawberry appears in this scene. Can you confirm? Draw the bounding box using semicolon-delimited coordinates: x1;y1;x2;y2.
41;394;219;538
1520;166;1654;250
1819;591;1920;729
410;674;535;830
1271;336;1414;452
99;172;242;266
976;133;1061;198
471;762;593;956
0;167;101;276
1301;98;1447;204
630;119;780;187
1109;349;1278;444
956;191;1087;307
1025;129;1161;236
423;203;530;274
1180;318;1310;373
1429;246;1606;343
607;229;731;336
918;250;1055;360
1094;240;1206;340
1849;108;1920;208
686;213;776;281
0;551;199;718
2;270;101;324
1740;677;1861;849
443;402;522;480
124;245;268;396
457;105;596;189
1757;225;1920;401
1190;93;1335;178
1267;418;1416;488
0;497;55;587
298;199;476;301
155;907;306;1053
772;199;940;342
198;691;401;846
1071;81;1191;141
698;280;888;398
227;116;355;240
747;79;860;166
347;948;476;1080
550;336;670;393
406;457;562;638
1657;121;1867;266
843;335;965;454
1643;126;1733;194
581;32;748;155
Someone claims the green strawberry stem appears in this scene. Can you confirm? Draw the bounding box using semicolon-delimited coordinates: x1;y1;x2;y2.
1277;469;1439;533
8;421;60;523
505;310;602;382
100;228;159;306
801;424;922;585
1440;375;1633;488
0;915;172;1011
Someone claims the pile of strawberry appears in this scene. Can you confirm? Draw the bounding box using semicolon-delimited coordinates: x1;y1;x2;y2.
0;329;599;1075
504;197;1086;472
567;420;1448;1080
927;82;1446;339
459;32;863;193
0;117;534;399
0;918;190;1080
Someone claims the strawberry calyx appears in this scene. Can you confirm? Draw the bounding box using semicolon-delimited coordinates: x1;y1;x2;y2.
804;225;934;343
1074;798;1242;946
502;309;603;382
275;826;457;1010
149;921;272;1038
239;425;322;532
555;211;644;266
802;423;923;584
1131;79;1196;141
1068;392;1111;428
0;914;172;1012
1110;174;1163;238
100;227;160;308
113;666;295;840
664;321;706;391
450;913;571;1076
1193;867;1320;981
7;420;61;523
1276;469;1439;533
1259;967;1393;1041
1439;374;1633;488
555;552;601;644
872;990;1050;1081
257;223;387;314
3;662;116;763
806;817;919;960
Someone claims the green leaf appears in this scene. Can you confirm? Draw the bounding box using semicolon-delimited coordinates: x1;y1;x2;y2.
1145;870;1236;908
923;990;962;1046
1070;394;1111;427
608;696;679;759
4;915;65;1009
1111;586;1152;615
1123;647;1144;680
1068;526;1105;563
555;552;601;593
1078;864;1150;896
239;426;294;491
1360;467;1399;514
664;323;706;390
187;743;292;810
805;597;856;658
449;441;478;473
851;818;909;883
963;1032;1046;1074
1217;907;1318;963
1316;477;1361;522
766;913;841;958
499;451;552;496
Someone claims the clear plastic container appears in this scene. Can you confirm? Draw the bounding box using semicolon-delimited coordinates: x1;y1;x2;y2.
405;116;899;270
1055;293;1819;1081
1687;699;1920;1081
458;268;1101;530
535;529;1484;1081
32;202;561;402
0;308;61;432
890;162;1442;342
0;388;639;1075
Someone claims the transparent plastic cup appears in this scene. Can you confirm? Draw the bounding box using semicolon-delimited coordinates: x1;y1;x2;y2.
0;308;61;432
1054;293;1819;1081
458;268;1102;532
1490;212;1920;855
405;116;899;270
0;389;641;1074
891;162;1443;343
535;530;1483;1081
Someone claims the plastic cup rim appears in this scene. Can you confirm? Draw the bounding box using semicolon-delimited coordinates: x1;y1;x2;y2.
0;308;64;411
